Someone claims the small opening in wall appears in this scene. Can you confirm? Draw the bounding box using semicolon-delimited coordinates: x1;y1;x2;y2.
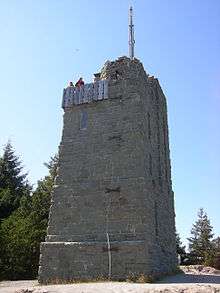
80;110;88;130
105;187;121;194
152;179;155;188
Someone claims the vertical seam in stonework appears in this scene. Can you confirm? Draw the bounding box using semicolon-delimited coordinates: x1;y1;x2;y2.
163;116;168;182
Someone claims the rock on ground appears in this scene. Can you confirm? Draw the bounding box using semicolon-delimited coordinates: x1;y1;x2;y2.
181;265;220;275
1;266;220;293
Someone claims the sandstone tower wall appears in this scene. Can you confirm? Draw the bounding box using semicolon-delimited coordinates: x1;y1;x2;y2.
38;57;177;283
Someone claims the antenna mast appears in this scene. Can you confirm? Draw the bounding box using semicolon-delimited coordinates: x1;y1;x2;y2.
129;6;135;59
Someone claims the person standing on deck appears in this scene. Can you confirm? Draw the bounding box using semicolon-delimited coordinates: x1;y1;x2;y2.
75;77;84;88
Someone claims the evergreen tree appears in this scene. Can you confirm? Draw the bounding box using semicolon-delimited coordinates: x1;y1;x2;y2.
188;208;215;265
28;154;58;243
0;212;38;280
213;236;220;252
212;236;220;269
0;155;58;280
176;232;186;264
0;142;30;220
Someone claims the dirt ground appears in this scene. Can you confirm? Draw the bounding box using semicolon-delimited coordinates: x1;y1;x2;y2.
1;266;220;293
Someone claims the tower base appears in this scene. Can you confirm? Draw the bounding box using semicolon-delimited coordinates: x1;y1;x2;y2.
38;240;176;284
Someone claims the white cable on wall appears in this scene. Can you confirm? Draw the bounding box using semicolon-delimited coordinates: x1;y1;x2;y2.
105;191;112;279
106;232;112;279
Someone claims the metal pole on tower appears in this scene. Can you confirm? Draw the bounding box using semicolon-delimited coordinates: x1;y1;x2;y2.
129;6;135;60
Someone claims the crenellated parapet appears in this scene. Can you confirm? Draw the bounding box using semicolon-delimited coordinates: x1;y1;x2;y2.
62;79;109;110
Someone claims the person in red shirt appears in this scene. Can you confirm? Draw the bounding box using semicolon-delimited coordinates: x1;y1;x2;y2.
75;77;84;88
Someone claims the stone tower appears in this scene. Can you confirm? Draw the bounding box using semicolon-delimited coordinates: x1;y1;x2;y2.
38;56;177;283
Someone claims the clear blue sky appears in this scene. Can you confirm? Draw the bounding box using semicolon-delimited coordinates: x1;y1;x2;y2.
0;0;219;246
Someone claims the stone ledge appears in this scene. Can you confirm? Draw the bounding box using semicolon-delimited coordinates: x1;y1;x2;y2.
41;240;145;247
45;231;146;242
